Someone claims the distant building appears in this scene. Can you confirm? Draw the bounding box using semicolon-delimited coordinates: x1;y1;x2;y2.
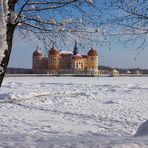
110;69;120;77
125;70;132;74
134;70;142;75
99;70;111;76
32;42;99;76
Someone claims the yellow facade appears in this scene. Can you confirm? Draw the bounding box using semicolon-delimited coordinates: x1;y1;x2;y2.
87;56;98;70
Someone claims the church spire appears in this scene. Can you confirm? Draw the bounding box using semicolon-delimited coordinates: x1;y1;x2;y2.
73;41;79;55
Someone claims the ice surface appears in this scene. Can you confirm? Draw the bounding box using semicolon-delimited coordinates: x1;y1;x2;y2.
0;76;148;147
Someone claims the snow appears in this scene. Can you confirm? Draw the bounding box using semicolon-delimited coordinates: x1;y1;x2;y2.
86;0;94;5
0;76;148;147
60;50;73;54
0;0;8;67
113;69;119;73
9;11;18;25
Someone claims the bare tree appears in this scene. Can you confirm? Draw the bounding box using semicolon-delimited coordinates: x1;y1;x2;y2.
99;0;148;52
0;0;101;87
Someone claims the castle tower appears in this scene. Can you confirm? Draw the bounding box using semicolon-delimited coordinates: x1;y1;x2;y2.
71;54;84;72
32;47;43;73
71;42;85;74
87;48;98;72
48;47;60;74
73;41;79;55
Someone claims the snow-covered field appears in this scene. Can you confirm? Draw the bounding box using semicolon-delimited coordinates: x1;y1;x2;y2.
0;76;148;147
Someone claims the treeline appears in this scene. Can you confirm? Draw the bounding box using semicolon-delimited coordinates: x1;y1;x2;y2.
99;66;148;74
7;68;33;74
7;66;148;74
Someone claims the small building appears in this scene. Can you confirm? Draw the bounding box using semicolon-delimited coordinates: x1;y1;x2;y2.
125;70;132;74
99;70;111;76
110;69;120;77
134;70;142;75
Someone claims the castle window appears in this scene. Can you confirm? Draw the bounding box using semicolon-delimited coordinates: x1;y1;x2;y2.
76;62;78;68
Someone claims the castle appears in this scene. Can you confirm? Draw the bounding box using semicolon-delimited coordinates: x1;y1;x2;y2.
32;42;99;76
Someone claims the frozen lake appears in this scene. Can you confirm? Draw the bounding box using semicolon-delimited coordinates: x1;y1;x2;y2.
0;76;148;147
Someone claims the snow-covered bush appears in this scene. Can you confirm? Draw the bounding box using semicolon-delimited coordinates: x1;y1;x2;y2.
135;120;148;137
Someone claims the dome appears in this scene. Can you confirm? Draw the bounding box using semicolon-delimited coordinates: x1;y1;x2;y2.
72;54;83;60
49;47;59;55
88;48;98;56
33;49;42;57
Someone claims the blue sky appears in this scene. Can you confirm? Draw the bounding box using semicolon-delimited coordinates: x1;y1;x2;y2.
8;33;148;69
8;0;148;69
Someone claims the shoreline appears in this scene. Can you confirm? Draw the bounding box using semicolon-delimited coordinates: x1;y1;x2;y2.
5;74;148;77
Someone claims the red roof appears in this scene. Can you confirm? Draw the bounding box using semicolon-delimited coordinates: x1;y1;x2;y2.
82;55;88;58
60;53;72;58
72;54;83;60
33;49;42;56
49;47;59;56
88;48;98;56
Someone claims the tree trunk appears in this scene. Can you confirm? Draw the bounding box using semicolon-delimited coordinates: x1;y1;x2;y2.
0;23;16;87
0;0;17;87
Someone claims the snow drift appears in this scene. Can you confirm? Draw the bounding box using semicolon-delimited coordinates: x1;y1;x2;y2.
135;120;148;137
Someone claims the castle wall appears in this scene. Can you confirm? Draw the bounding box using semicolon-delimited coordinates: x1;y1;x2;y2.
71;58;85;74
33;56;43;73
33;56;48;74
60;54;72;70
87;56;98;70
48;54;60;74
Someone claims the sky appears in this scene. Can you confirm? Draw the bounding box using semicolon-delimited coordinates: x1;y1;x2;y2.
8;33;148;69
7;0;148;70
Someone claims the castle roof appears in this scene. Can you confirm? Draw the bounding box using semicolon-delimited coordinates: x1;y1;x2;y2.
73;41;79;55
112;69;119;73
60;51;73;55
82;55;88;58
33;49;42;56
88;48;98;56
72;54;83;60
49;47;59;55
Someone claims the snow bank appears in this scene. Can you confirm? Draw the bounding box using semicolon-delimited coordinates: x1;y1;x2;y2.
0;0;8;71
135;120;148;137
